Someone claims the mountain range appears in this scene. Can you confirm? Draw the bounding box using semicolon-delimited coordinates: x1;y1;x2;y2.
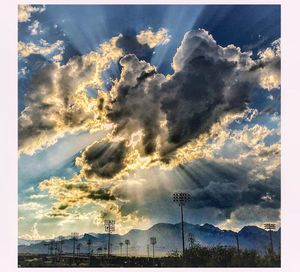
18;222;280;256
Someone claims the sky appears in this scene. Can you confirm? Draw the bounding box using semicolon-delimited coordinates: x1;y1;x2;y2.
18;4;281;240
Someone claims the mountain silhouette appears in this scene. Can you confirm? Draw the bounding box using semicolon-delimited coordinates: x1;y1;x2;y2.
18;222;280;256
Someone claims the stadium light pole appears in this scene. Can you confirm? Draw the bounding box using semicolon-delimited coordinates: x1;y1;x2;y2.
71;232;78;262
125;239;130;257
58;236;64;256
264;223;276;254
104;220;115;258
150;237;157;258
235;233;240;256
50;240;54;255
87;238;92;256
173;192;191;255
147;244;150;259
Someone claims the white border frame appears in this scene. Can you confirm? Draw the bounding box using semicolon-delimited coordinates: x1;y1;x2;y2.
1;0;300;271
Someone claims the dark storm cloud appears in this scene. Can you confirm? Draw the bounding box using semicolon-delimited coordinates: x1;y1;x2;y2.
50;183;116;214
159;30;252;156
182;160;280;211
82;141;127;179
18;55;98;153
107;54;165;155
107;29;276;164
87;188;116;201
20;29;280;181
18;62;57;149
116;34;153;62
112;159;280;224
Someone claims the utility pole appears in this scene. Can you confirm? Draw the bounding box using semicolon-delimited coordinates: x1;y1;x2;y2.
173;192;191;255
125;239;130;257
119;242;123;256
264;223;276;254
104;220;115;258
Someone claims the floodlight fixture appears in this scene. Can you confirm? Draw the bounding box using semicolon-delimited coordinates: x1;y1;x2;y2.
264;223;276;253
104;220;115;257
173;192;191;255
150;237;157;258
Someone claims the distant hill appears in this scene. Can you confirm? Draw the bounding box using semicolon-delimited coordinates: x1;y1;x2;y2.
18;222;280;256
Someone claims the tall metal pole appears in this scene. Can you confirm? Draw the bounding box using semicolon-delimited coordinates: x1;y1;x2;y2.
152;243;154;258
264;223;276;255
108;232;111;258
71;232;78;264
73;237;75;258
147;244;149;259
235;233;240;256
234;232;240;265
269;230;274;253
104;220;115;258
173;192;191;256
180;204;185;254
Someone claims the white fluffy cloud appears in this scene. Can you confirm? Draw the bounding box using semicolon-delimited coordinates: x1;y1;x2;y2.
18;39;64;59
136;27;171;48
28;20;41;35
18;5;46;23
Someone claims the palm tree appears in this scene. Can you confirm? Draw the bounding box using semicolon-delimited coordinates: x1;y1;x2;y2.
125;240;130;257
119;242;123;256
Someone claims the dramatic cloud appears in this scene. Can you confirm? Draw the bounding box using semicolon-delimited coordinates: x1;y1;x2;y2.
78;141;127;179
18;5;46;23
19;28;281;231
107;54;166;156
18;39;64;59
116;28;170;62
18;37;123;154
38;175;116;212
105;29;280;171
255;39;281;90
19;28;281;181
136;27;171;48
188;162;280;211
